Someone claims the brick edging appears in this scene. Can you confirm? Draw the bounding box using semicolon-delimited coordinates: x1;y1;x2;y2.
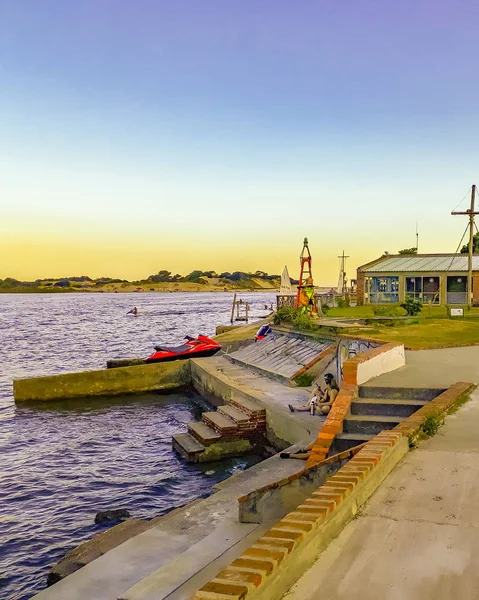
394;381;475;442
305;342;403;466
192;381;474;600
193;430;407;600
237;444;366;504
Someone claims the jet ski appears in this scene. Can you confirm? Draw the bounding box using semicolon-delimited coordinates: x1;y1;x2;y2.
145;335;221;363
255;324;272;341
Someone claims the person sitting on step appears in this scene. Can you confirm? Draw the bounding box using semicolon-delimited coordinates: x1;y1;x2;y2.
289;373;339;416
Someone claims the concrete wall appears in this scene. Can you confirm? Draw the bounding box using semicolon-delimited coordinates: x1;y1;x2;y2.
238;450;357;524
356;343;405;384
13;361;191;402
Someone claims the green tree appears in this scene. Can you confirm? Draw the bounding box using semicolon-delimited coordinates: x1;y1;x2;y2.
398;248;418;255
460;233;479;254
148;270;173;282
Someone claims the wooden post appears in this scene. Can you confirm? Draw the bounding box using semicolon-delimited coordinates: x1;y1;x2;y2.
230;293;236;324
245;302;249;322
467;185;476;307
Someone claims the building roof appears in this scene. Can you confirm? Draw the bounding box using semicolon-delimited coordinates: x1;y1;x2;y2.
362;254;479;273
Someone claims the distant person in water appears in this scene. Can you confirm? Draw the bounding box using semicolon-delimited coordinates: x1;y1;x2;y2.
127;307;138;316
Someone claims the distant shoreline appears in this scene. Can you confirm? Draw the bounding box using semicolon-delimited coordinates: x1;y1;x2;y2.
0;285;280;295
0;275;282;295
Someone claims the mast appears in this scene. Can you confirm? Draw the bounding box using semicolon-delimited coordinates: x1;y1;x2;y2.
451;184;478;308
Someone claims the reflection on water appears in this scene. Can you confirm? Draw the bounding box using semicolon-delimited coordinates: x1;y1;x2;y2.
0;292;275;600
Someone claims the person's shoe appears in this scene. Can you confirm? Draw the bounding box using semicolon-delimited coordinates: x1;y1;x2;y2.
279;452;290;459
288;404;295;412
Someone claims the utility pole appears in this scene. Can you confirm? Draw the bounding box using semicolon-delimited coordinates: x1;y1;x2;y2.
416;221;419;253
337;250;350;296
452;185;478;307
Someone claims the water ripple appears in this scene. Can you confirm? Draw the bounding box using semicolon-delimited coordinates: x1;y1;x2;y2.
0;291;275;600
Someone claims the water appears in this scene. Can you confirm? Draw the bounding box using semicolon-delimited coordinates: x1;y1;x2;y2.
0;292;275;600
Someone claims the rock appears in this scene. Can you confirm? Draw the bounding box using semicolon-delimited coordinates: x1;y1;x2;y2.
94;509;131;524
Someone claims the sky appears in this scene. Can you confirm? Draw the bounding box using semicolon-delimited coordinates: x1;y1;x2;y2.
1;0;479;285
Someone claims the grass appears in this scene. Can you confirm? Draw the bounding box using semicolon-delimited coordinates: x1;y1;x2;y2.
447;390;474;414
325;304;479;319
421;413;444;437
344;318;479;349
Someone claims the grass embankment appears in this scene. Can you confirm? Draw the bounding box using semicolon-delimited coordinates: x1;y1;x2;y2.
345;319;479;349
326;305;479;319
275;307;479;350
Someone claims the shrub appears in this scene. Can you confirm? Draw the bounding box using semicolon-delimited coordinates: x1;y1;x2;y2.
294;373;315;387
273;307;315;331
421;413;443;437
336;297;350;309
400;297;423;316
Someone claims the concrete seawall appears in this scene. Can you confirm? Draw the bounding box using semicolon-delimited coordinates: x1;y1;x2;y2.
13;361;191;402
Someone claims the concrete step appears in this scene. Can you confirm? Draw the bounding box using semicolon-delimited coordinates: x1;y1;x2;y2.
172;433;205;462
343;415;404;436
218;405;252;424
359;385;445;401
351;398;427;417
187;422;222;446
201;411;240;435
329;433;373;454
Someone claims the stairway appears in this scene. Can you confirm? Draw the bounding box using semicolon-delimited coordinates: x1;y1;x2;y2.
329;385;445;454
172;397;266;463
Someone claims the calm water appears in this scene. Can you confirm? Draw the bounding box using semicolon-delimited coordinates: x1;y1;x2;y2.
0;292;275;600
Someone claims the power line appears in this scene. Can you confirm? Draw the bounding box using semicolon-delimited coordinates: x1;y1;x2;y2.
446;224;469;272
451;187;472;213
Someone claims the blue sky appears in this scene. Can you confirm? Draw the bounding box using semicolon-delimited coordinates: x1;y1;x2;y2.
1;1;479;282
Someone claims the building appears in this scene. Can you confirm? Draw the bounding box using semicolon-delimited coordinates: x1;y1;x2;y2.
357;254;479;306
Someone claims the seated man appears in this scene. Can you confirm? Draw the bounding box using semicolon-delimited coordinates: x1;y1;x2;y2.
317;373;339;415
282;373;340;460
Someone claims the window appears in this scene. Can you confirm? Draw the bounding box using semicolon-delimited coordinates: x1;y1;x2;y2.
368;276;399;304
406;277;440;304
447;276;467;305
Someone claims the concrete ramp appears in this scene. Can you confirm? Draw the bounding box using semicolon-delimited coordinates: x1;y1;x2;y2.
227;332;332;380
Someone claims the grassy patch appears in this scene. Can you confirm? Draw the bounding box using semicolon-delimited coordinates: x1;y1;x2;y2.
344;318;479;349
326;306;376;318
447;391;474;414
421;413;444;437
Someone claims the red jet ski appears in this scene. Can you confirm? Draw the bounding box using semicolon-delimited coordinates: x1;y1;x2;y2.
145;335;221;363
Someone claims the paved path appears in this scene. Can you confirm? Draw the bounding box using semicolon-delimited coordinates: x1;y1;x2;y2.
368;346;479;388
283;387;479;600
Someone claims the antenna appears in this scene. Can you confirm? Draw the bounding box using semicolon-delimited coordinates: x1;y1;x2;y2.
416;220;419;253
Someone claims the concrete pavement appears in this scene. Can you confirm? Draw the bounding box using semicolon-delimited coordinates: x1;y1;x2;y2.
283;387;479;600
368;346;479;388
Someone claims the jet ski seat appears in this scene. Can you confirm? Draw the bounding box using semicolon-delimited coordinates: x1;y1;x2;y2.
153;344;191;353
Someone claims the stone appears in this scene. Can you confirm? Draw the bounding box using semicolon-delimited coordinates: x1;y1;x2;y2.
95;509;131;524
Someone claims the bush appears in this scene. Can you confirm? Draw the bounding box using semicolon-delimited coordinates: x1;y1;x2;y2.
273;307;315;331
336;297;350;309
400;297;423;316
294;373;315;387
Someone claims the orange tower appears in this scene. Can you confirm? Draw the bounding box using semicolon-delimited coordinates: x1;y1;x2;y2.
295;237;317;314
